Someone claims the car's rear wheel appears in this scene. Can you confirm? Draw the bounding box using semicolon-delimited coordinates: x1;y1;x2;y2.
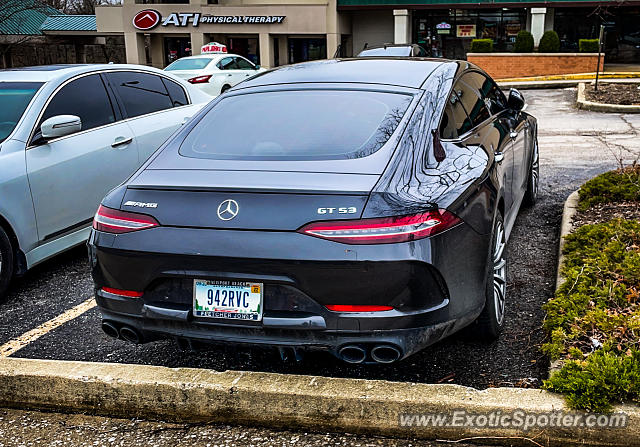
523;138;539;207
0;227;14;301
472;212;506;340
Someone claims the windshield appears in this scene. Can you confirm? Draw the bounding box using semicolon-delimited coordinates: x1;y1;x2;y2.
0;82;43;143
165;58;214;71
179;90;413;161
358;47;412;57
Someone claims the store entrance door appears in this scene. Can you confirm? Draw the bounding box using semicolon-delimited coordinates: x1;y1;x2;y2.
164;37;191;66
228;37;260;65
288;38;327;64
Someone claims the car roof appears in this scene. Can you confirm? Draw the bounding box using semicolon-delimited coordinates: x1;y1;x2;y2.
238;58;453;89
0;63;187;83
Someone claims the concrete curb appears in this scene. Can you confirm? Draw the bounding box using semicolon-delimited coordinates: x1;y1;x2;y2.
576;82;640;113
556;190;580;290
499;72;640;83
549;189;580;375
2;357;640;446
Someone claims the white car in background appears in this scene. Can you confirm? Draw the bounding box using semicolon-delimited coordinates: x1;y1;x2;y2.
164;47;264;97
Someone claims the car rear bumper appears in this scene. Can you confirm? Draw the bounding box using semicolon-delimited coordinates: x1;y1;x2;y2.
88;222;489;361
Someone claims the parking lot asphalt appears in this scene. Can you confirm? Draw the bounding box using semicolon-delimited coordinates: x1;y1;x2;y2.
2;88;639;389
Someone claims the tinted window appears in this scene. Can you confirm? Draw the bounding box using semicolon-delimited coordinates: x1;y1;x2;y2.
161;78;189;107
217;57;238;70
235;57;254;70
453;75;490;129
179;90;413;161
439;103;460;140
447;90;473;136
0;82;42;143
358;47;412;57
39;74;115;135
165;58;214;71
105;72;173;118
462;71;507;115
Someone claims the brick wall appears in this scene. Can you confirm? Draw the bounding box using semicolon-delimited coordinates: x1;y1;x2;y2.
467;53;605;80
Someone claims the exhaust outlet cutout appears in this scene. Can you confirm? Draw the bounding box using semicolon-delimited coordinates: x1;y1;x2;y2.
338;345;366;364
119;326;141;344
371;345;401;364
101;321;119;339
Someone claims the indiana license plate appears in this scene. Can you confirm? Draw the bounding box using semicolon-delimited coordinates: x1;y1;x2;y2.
193;280;263;321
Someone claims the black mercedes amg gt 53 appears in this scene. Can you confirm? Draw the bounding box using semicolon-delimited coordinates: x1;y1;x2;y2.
89;58;538;364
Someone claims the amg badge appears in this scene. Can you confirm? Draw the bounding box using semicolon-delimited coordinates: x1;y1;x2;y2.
123;201;158;208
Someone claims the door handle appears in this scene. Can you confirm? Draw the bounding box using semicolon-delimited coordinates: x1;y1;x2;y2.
227;74;233;77
494;152;505;164
509;131;518;139
181;116;191;125
111;136;133;148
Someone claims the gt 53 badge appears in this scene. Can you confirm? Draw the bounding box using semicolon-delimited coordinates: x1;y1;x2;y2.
317;207;357;214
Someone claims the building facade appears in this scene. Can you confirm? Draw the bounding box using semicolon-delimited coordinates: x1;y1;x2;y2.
94;0;640;69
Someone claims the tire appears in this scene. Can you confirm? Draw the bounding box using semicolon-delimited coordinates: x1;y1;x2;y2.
220;84;231;94
0;227;14;301
471;212;507;340
523;138;539;207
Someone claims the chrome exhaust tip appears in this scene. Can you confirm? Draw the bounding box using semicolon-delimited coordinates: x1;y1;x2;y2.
338;345;367;364
370;345;401;364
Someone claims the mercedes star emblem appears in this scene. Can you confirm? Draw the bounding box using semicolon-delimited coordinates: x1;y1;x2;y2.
217;199;239;221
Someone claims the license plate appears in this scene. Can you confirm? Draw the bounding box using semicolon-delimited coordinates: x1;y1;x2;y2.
193;280;263;321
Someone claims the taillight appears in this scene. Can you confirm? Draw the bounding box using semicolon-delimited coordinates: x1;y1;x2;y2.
298;209;460;245
102;287;143;298
326;305;393;312
187;75;212;84
93;205;159;234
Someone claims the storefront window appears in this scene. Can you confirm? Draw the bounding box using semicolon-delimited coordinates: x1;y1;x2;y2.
164;37;191;66
554;6;640;62
414;8;525;60
288;38;327;64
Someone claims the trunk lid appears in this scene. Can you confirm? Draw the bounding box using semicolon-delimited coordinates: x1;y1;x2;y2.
122;170;377;231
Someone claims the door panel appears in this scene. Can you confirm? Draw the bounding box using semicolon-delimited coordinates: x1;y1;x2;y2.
27;122;137;240
26;73;139;240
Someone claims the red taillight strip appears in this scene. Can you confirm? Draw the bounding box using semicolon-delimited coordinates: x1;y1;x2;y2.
93;205;159;234
187;75;212;84
298;210;460;245
102;287;143;298
326;305;393;312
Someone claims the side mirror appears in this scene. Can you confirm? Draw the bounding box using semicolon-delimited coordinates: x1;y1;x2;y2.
40;115;82;140
507;88;525;112
254;64;261;70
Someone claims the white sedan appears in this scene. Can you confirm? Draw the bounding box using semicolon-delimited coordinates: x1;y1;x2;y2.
164;53;264;97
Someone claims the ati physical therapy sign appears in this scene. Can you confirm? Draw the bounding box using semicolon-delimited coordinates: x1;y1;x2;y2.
132;9;286;30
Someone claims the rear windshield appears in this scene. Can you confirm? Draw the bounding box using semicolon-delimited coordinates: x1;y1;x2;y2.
165;58;214;71
0;82;43;143
179;90;413;161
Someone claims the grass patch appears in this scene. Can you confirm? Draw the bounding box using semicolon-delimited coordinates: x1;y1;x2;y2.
578;165;640;211
542;217;640;412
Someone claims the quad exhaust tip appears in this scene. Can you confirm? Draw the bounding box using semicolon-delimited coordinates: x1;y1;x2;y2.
338;345;367;364
101;321;119;339
370;345;401;364
119;326;142;344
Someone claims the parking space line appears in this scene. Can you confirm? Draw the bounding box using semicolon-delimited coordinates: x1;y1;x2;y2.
0;297;96;358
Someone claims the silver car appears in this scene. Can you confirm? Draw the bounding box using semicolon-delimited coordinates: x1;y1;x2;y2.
0;64;210;297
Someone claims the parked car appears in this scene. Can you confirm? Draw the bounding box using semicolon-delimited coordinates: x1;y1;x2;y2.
0;64;210;298
164;53;263;96
357;44;428;57
89;58;538;364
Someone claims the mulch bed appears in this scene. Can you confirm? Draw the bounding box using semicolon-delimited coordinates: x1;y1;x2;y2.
584;83;640;106
572;200;640;227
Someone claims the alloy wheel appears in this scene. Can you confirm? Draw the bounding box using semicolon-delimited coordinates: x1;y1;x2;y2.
493;220;506;325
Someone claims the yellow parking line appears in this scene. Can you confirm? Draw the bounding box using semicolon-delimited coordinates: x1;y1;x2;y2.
0;297;96;358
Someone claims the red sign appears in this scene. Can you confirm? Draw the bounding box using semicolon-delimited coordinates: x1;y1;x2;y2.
132;10;161;31
201;42;228;54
